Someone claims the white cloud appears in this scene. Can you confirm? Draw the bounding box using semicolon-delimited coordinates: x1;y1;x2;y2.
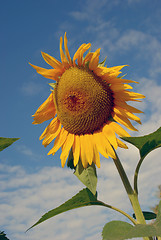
16;145;39;158
21;81;45;96
2;61;161;240
87;28;161;79
70;0;119;22
134;77;161;136
1;133;161;240
68;1;161;81
2;3;161;239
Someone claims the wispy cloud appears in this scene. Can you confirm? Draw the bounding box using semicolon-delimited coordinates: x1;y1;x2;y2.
1;134;161;240
70;0;118;22
2;1;161;239
67;1;161;80
15;144;42;162
20;81;45;96
16;145;36;157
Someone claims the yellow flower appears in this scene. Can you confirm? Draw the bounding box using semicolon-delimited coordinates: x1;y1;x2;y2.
30;33;145;168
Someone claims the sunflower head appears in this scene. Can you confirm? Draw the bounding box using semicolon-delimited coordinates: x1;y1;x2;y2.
30;33;145;168
55;66;114;135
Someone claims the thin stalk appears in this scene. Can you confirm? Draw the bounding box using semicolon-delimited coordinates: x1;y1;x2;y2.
134;156;145;194
112;150;152;240
97;200;137;225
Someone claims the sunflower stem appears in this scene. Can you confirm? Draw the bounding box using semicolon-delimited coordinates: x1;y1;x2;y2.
134;156;145;194
112;151;152;240
97;200;137;225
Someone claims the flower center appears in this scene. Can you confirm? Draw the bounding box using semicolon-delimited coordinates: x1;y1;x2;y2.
55;67;114;135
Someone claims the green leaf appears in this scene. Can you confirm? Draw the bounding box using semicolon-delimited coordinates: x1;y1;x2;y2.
0;137;19;152
102;221;161;240
102;200;161;240
27;188;104;231
67;149;97;195
122;127;161;159
122;127;161;193
102;221;134;240
0;231;10;240
74;160;97;195
133;211;157;220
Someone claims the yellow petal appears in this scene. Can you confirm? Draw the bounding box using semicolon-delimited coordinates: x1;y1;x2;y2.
92;142;100;168
93;132;108;158
116;138;128;149
109;121;130;137
113;112;138;131
64;32;72;65
78;44;91;66
84;135;95;166
114;100;143;113
60;133;74;167
83;52;94;65
107;65;128;75
102;124;118;149
32;93;56;124
73;43;91;66
110;83;133;92
41;52;63;70
59;37;70;68
73;135;81;167
93;132;116;159
42;121;61;147
108;77;138;85
73;44;86;65
96;65;128;78
115;106;141;124
114;90;145;101
80;135;89;168
103;137;116;159
89;48;101;70
29;63;62;80
47;128;68;155
40;117;59;140
33;108;56;125
126;91;145;99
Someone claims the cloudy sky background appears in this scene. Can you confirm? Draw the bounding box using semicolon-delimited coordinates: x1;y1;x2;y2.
1;0;161;239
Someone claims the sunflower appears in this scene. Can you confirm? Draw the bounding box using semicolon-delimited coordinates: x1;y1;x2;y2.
30;33;144;168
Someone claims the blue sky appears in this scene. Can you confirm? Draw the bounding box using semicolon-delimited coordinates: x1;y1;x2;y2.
1;0;161;239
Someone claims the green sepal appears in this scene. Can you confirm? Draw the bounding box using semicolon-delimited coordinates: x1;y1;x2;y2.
74;160;97;195
133;211;157;220
67;149;97;195
0;137;19;152
48;82;57;90
102;200;161;240
67;149;76;170
85;61;90;68
98;57;107;67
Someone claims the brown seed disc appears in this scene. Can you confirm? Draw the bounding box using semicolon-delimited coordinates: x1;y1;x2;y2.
54;66;114;135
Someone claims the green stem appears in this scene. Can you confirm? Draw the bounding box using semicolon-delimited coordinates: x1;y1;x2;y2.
97;200;137;225
134;156;145;194
112;150;152;240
